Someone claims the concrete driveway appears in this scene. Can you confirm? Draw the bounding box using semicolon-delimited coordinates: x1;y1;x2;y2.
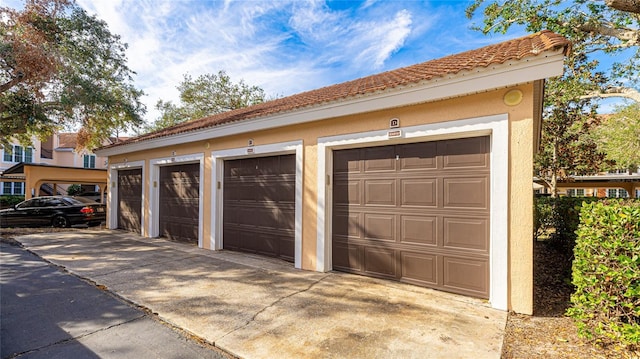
14;230;507;359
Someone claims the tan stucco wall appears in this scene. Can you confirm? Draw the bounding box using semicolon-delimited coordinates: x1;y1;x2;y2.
107;85;536;314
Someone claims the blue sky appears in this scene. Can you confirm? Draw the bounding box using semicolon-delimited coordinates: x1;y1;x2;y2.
3;0;632;123
69;0;527;123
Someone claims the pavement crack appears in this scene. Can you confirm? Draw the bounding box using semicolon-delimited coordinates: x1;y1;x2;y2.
4;315;147;359
217;273;332;341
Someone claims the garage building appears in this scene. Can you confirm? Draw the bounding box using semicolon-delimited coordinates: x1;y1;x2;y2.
96;30;570;314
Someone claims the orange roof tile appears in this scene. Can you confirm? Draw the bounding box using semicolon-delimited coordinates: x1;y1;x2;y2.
103;30;569;150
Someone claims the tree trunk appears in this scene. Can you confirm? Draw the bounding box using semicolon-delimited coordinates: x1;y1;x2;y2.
551;143;559;198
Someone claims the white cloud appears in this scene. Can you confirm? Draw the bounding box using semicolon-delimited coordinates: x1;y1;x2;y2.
68;1;477;125
352;9;412;68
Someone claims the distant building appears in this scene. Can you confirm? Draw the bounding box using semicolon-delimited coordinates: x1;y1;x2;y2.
0;134;124;196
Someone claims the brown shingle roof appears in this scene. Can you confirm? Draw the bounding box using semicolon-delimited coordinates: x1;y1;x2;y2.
105;30;569;150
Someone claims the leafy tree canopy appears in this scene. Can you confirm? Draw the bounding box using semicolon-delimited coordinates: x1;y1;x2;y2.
1;0;145;150
466;0;639;195
466;0;639;102
145;71;267;133
592;102;640;172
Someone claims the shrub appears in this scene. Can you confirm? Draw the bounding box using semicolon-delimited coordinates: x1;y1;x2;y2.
67;184;82;196
0;195;25;209
534;196;602;255
567;199;640;349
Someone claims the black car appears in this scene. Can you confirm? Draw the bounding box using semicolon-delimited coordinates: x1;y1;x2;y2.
0;196;106;228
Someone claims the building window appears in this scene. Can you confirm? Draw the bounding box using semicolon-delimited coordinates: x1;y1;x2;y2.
2;145;34;163
83;154;96;168
607;188;629;198
567;189;585;197
24;147;33;163
573;188;584;197
1;182;24;195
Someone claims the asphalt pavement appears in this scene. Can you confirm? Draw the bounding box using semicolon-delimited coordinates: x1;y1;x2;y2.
0;241;231;359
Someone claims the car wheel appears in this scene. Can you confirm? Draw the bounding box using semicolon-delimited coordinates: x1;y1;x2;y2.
52;216;69;228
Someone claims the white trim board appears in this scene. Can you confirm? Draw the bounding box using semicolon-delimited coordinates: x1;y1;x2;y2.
316;114;509;311
211;140;304;269
108;160;145;235
149;153;205;248
96;50;564;157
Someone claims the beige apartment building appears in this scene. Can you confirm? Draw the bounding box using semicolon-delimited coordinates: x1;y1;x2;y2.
0;133;111;196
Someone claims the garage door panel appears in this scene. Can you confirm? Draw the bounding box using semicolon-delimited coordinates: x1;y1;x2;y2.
334;150;361;173
275;178;296;203
159;163;200;244
398;142;437;170
401;179;437;207
444;217;489;252
401;252;438;285
117;168;143;234
332;242;362;271
332;136;490;299
223;154;295;262
443;256;489;297
364;180;396;206
363;214;395;241
334;181;360;205
278;154;296;175
363;146;396;173
278;208;296;230
401;216;437;245
439;137;489;169
333;212;361;238
443;177;489;209
363;247;396;277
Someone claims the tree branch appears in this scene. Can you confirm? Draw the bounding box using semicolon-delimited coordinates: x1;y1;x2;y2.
580;87;640;102
605;0;640;14
578;23;640;46
0;71;24;93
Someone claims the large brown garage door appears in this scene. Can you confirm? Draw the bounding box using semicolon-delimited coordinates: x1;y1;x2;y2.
332;136;490;298
117;168;142;233
223;155;295;262
159;163;200;244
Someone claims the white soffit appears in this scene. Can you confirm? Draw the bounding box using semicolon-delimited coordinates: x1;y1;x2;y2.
96;50;565;157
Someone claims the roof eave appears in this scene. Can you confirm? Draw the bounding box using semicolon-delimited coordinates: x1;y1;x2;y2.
96;48;566;158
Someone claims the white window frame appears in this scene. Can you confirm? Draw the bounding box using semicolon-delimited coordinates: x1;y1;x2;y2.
211;140;304;269
83;154;96;168
316;114;509;311
3;145;34;163
1;182;25;195
149;154;205;248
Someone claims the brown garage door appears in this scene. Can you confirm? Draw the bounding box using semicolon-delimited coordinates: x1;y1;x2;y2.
332;136;490;298
117;168;142;233
159;163;200;244
223;155;295;262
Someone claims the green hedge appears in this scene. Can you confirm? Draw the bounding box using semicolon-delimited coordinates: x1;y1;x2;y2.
534;197;602;253
567;200;640;348
0;195;25;209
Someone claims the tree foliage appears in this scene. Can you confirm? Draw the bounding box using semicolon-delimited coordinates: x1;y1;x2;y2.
466;0;639;195
593;103;640;172
1;0;145;150
466;0;639;102
146;71;267;133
